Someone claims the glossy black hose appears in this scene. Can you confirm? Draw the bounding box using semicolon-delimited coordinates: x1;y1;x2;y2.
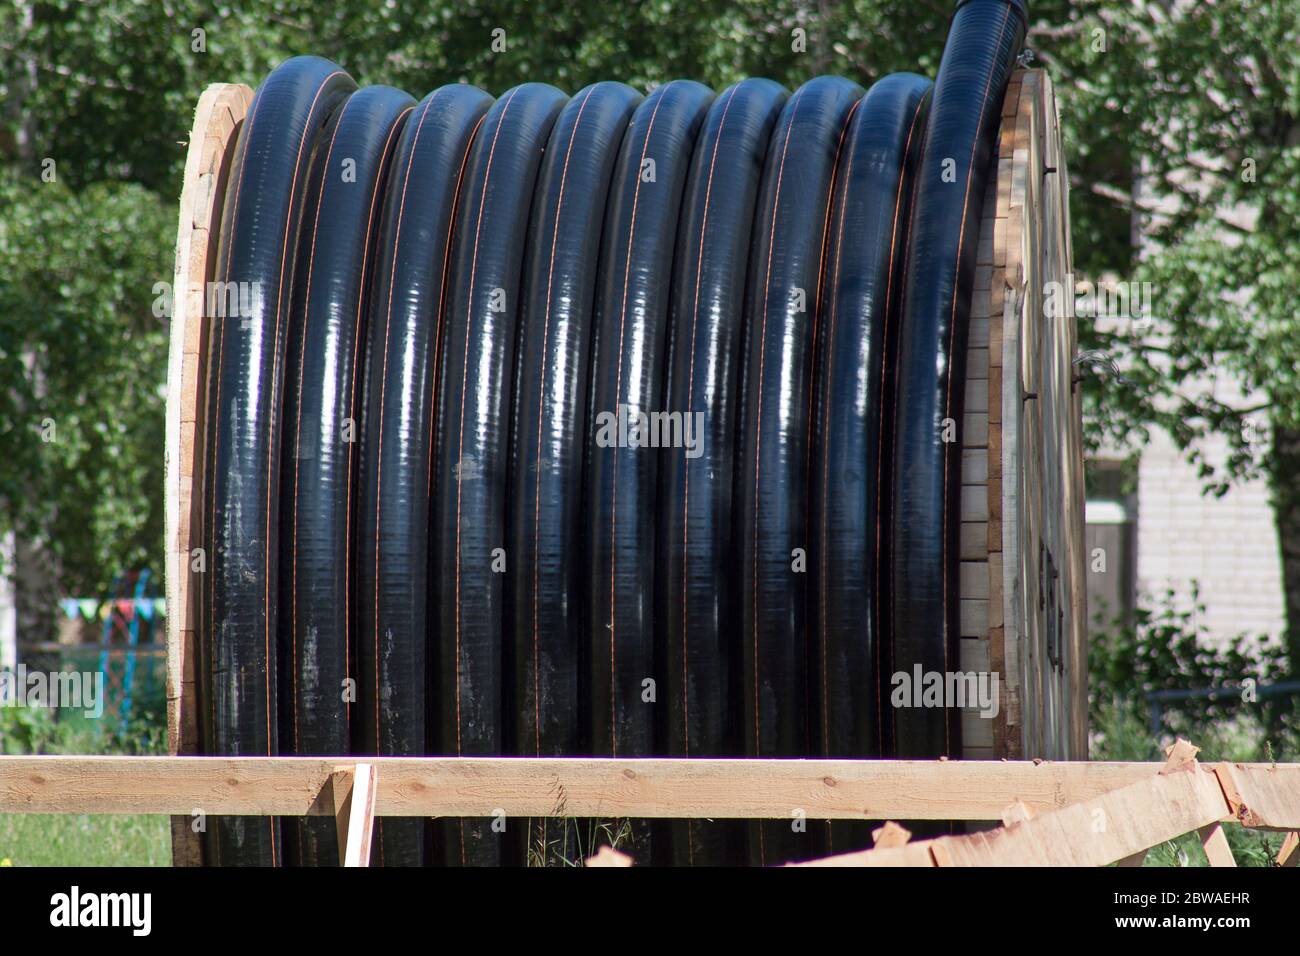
736;75;862;866
659;77;787;866
585;79;712;861
585;80;714;759
202;55;356;867
809;73;932;854
356;84;494;866
277;85;414;867
431;83;569;867
507;81;643;865
889;0;1026;758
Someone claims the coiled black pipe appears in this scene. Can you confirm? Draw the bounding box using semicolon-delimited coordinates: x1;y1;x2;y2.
584;79;712;859
809;72;932;855
737;75;863;866
356;84;493;866
431;83;569;866
278;84;414;866
507;81;643;865
889;0;1027;758
202;55;355;867
199;2;1027;867
585;80;714;766
659;77;787;866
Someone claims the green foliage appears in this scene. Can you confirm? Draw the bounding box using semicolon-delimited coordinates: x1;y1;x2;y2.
1091;587;1288;721
0;697;166;756
1090;586;1298;768
0;170;171;595
1;0;1298;610
1059;3;1300;489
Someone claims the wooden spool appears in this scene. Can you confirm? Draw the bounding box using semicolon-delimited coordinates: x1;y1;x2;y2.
163;70;1085;865
957;70;1087;762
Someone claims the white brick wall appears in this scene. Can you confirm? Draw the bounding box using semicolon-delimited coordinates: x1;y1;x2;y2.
1136;427;1285;644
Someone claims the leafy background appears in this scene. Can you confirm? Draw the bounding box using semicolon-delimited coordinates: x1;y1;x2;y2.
6;1;1299;653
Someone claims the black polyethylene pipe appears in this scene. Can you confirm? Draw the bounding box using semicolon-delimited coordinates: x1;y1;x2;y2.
659;77;787;866
278;84;414;867
431;83;569;867
356;84;493;866
889;0;1026;758
199;1;1026;866
507;81;643;865
737;75;863;866
585;79;712;861
809;72;932;854
203;55;356;867
585;80;714;760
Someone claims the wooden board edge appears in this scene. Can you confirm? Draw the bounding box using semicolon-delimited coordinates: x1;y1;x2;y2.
165;81;252;867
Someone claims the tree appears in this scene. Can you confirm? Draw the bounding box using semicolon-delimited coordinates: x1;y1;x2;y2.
1027;1;1300;674
1;1;1297;673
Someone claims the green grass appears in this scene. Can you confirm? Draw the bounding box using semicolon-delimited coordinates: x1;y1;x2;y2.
0;813;169;867
0;703;172;867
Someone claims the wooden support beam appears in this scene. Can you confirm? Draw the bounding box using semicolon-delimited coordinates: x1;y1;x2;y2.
1000;799;1034;826
929;762;1228;866
0;755;1171;821
329;764;376;868
1275;831;1298;868
1212;762;1300;831
1197;823;1236;867
871;821;912;848
586;846;634;867
797;744;1240;867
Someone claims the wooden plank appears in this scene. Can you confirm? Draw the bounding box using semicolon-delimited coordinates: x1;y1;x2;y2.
960;599;988;637
331;764;377;868
1212;763;1300;830
961;448;989;484
165;81;252;869
931;763;1229;866
0;755;1180;822
586;846;634;867
960;522;988;560
961;485;989;522
1277;831;1299;867
872;821;912;848
793;759;1244;867
1197;823;1236;867
960;562;989;600
988;552;1004;629
961;707;995;750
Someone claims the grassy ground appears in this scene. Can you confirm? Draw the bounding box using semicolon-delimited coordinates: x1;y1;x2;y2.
0;704;171;867
0;813;169;867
